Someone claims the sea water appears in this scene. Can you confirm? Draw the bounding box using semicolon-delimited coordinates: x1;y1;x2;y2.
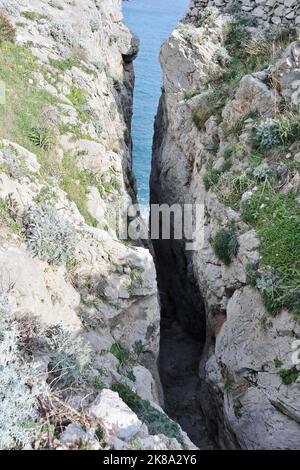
123;0;188;212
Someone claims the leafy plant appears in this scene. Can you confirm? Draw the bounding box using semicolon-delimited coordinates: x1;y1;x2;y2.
26;126;56;151
211;227;239;266
223;142;246;160
253;116;300;150
88;376;105;391
25;202;77;265
110;343;135;366
253;119;281;150
274;357;283;369
133;340;145;357
0;195;22;234
68;86;87;108
278;367;299;386
253;162;272;180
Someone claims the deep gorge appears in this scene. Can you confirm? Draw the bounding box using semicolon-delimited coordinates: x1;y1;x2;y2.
0;0;300;452
147;0;300;450
124;0;213;448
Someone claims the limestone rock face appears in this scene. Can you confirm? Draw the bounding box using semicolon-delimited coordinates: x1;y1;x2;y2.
89;389;143;440
151;5;300;449
0;0;193;451
185;0;300;27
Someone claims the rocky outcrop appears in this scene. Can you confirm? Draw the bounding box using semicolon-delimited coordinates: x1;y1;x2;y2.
0;0;193;451
151;4;300;449
186;0;300;27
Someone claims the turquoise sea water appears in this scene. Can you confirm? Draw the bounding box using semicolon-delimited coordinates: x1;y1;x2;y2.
123;0;188;210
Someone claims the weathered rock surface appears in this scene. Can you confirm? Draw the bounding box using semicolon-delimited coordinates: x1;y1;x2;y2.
0;0;192;451
151;4;300;449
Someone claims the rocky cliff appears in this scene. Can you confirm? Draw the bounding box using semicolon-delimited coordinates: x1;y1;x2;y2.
0;0;195;451
151;2;300;449
186;0;300;27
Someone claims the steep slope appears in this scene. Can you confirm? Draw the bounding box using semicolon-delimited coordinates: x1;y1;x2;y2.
151;2;300;449
0;0;195;450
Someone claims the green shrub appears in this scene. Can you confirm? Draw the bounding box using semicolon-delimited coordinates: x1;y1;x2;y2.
26;126;56;151
0;15;15;44
68;86;87;108
211;227;239;265
25;202;77;265
253;116;300;150
217;173;252;209
253;162;272;180
0;195;23;234
253;119;281;150
245;187;300;314
192;108;211;130
112;383;185;448
88;376;105;391
224;19;250;52
278;367;299;386
110;343;135;366
203;167;222;190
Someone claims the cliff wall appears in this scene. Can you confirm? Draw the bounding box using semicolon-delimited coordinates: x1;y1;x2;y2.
151;3;300;449
186;0;300;26
0;0;194;450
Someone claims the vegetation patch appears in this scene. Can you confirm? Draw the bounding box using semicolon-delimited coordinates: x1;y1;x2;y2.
253;116;300;151
0;196;23;235
112;383;185;448
203;159;232;191
49;56;92;74
244;186;300;314
46;325;92;387
25;202;77;265
211;227;239;266
26;126;56;151
0;42;59;171
278;367;299;386
191;17;298;135
59;152;99;227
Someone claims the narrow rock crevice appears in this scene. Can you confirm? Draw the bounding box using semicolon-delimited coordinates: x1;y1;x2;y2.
150;95;215;449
